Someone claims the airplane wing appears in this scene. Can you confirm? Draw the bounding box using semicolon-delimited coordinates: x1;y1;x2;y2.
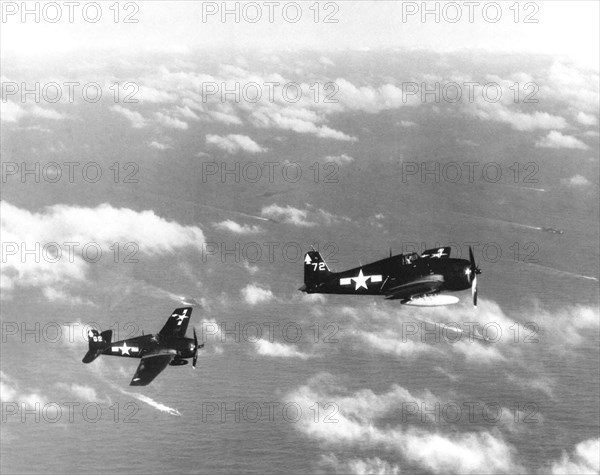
384;274;444;300
158;307;193;338
130;351;176;386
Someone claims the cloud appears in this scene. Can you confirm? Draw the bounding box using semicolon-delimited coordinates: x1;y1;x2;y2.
318;454;401;474
154;111;188;129
322;153;354;165
54;383;101;402
550;438;599;475
535;131;590;150
450;339;506;363
241;284;274;305
400;120;417;127
470;103;568;131
110;105;146;128
243;261;259;275
0;371;45;407
1;201;205;299
213;220;262;234
334;78;411;113
576;111;598;126
206;134;266;154
176;105;200;120
0;101;24;122
561;174;591;187
286;373;523;475
260;204;316;226
0;102;65;123
42;288;95;306
250;104;356;142
253;339;311;359
29;105;66;120
208;110;243;125
357;329;436;357
148;140;172;150
545;62;599;116
137;86;178;104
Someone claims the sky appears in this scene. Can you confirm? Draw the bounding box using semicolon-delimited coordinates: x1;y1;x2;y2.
1;2;599;475
2;1;599;68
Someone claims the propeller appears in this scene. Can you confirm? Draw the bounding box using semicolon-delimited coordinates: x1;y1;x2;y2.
468;246;482;307
192;327;200;369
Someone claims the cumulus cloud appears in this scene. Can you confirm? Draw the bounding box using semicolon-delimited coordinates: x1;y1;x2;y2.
250;104;356;142
253;339;311;359
550;438;599;475
561;174;591;187
358;328;436;357
322;153;354;165
110;105;147;128
136;86;178;104
148;140;172;150
213;220;262;234
535;131;590;150
400;120;417;127
0;371;45;407
1;102;65;123
0;101;24;122
318;454;401;474
206;134;266;154
544;62;599;116
470;103;568;131
154;111;188;129
241;284;274;305
260;204;316;226
54;383;101;402
208;110;243;125
0;201;205;299
334;78;411;113
286;373;523;475
29;105;66;120
576;111;598;126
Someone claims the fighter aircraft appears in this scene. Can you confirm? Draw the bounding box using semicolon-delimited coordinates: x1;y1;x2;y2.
299;247;482;306
82;307;203;386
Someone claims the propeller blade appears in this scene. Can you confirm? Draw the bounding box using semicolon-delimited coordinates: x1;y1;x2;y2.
472;274;478;307
193;327;198;369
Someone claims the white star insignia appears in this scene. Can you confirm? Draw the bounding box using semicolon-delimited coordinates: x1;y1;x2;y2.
465;267;472;277
120;342;131;355
352;270;370;290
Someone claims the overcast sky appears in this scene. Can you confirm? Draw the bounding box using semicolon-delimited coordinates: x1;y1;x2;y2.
2;1;598;68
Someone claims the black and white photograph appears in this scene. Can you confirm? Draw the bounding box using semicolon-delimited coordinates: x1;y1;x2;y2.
1;1;599;474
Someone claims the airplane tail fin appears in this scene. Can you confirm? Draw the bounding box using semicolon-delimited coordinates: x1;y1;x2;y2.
82;329;112;363
301;251;333;292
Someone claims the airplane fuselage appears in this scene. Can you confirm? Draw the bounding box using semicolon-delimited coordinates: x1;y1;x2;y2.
305;255;472;295
100;334;197;360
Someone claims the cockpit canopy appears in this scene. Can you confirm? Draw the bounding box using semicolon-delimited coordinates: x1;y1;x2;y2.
402;252;419;265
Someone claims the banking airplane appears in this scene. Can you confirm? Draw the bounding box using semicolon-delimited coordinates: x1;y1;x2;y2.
82;307;203;386
299;247;482;306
